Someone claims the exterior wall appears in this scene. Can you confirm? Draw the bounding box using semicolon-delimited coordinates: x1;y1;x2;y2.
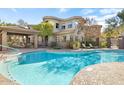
119;32;124;49
33;34;38;48
60;19;79;30
43;18;81;33
110;38;118;49
43;16;102;48
38;36;42;46
82;26;101;39
55;31;84;48
119;36;124;49
48;36;56;46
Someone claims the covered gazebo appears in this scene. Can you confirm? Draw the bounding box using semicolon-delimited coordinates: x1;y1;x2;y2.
0;26;38;51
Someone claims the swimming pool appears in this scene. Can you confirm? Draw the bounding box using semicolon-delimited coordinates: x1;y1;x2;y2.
2;50;124;85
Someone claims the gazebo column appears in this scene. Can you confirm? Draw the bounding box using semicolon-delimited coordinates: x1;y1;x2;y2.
34;34;38;48
25;35;28;48
2;31;7;50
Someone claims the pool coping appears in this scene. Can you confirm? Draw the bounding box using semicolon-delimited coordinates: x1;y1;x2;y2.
71;62;124;85
0;74;19;85
14;48;124;54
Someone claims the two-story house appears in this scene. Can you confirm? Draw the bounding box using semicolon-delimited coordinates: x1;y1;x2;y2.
40;16;102;48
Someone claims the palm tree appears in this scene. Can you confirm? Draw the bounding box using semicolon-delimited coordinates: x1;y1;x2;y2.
33;21;53;46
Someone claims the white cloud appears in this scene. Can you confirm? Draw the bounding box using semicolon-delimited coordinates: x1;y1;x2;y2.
96;13;116;22
81;9;95;15
96;13;118;31
97;9;123;31
84;13;118;32
83;15;97;19
10;8;17;12
59;8;69;13
99;8;122;15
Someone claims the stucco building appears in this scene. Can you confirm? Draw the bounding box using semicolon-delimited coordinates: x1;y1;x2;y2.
42;16;102;48
0;16;102;50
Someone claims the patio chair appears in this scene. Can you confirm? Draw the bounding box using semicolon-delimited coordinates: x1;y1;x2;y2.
82;43;86;48
89;43;94;48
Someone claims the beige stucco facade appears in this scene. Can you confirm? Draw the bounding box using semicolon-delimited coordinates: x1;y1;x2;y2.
43;16;102;48
0;16;102;50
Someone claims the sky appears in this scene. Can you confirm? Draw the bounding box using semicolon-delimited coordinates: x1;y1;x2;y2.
0;8;123;29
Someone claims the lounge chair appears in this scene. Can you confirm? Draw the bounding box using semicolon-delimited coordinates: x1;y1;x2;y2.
89;43;94;48
82;43;86;48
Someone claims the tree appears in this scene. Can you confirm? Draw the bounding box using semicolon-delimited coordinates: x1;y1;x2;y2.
85;17;97;25
102;9;124;44
105;16;119;28
0;19;6;26
0;19;16;26
104;16;121;39
6;23;16;26
117;9;124;24
17;19;28;27
105;16;120;33
32;21;53;46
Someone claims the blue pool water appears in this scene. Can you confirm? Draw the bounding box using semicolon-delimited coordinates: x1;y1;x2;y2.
4;50;124;85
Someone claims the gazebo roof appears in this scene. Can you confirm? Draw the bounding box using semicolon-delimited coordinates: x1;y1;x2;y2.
0;26;38;35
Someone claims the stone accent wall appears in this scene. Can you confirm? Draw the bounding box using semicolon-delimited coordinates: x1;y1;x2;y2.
119;36;124;49
81;25;101;39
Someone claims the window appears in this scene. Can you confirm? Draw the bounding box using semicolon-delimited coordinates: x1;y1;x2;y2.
45;20;48;22
61;25;65;29
56;23;59;28
68;24;72;28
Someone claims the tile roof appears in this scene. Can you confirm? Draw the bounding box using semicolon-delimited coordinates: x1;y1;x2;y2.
0;26;38;34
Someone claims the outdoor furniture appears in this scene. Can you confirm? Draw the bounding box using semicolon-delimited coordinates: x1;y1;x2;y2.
89;43;94;48
82;43;86;48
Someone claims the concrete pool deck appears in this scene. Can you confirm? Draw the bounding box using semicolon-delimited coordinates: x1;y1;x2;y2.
0;48;124;85
0;75;18;85
71;62;124;85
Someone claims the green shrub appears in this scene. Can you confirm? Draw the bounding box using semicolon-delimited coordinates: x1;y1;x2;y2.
53;46;61;49
100;41;108;48
85;39;96;46
68;41;73;49
70;41;81;49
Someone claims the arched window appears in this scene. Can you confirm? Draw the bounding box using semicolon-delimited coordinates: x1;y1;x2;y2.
68;24;72;28
56;23;59;28
61;25;66;29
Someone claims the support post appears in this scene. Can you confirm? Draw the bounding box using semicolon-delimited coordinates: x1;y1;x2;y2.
25;35;28;48
2;31;7;51
34;34;38;48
